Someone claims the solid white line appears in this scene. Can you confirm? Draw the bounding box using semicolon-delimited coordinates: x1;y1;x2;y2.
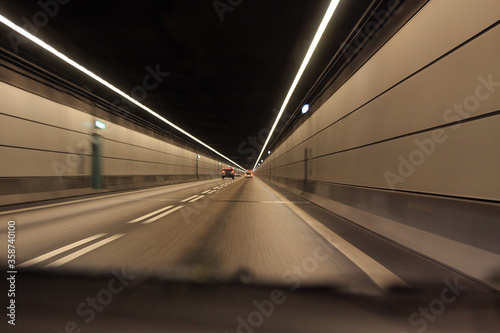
45;234;125;268
181;195;199;202
127;205;174;223
207;190;217;194
0;179;223;215
0;184;180;215
261;179;409;291
18;234;107;267
143;206;184;224
314;193;500;292
189;195;205;203
306;220;409;291
202;190;211;194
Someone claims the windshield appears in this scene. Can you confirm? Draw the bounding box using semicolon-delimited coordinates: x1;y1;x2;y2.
0;0;499;332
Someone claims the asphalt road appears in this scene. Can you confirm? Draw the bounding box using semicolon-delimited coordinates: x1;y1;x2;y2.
0;177;491;294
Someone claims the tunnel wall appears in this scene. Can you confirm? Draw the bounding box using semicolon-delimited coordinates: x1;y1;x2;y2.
257;1;500;288
0;69;222;206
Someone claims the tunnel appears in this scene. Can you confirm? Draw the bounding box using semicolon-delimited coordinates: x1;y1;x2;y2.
0;1;499;332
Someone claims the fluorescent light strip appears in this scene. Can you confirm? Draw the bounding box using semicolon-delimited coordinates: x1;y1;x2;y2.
0;14;245;171
252;0;341;170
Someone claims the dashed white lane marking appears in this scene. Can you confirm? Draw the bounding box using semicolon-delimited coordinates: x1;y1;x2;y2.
127;205;174;223
207;190;217;194
189;195;205;203
18;234;107;268
181;195;200;202
202;190;211;194
45;234;125;268
143;206;184;224
261;179;409;292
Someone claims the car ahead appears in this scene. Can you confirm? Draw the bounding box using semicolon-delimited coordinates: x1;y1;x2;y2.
245;171;253;178
222;167;235;179
235;173;241;177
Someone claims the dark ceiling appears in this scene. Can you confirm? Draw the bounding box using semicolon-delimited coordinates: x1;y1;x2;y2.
0;0;374;169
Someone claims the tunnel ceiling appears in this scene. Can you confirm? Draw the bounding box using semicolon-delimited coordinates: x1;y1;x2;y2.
0;0;374;169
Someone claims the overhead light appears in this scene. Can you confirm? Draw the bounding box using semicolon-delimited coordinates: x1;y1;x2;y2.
95;120;106;129
268;150;271;154
302;104;310;114
0;13;245;171
252;0;341;170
